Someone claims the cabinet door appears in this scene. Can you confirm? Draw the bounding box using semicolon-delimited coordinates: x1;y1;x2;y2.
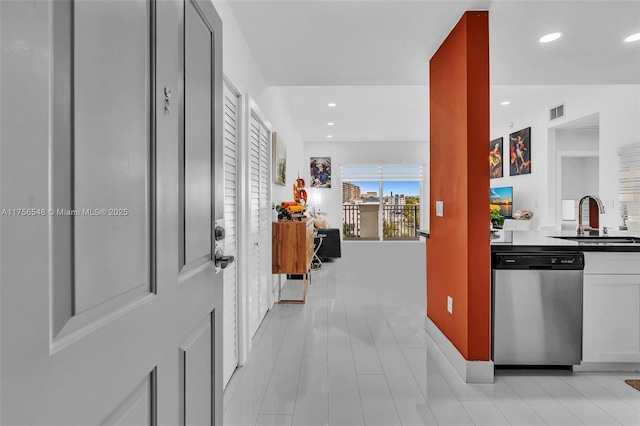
583;274;640;362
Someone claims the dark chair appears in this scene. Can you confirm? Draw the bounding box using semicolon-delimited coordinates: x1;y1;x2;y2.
315;228;341;261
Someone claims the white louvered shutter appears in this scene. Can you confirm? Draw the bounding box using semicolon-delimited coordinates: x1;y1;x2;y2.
258;124;271;319
249;114;261;336
222;83;238;389
248;112;271;336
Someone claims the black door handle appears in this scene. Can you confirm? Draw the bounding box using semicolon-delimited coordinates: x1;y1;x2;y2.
215;254;235;270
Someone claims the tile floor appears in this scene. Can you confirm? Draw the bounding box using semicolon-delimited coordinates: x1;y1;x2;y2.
223;245;640;426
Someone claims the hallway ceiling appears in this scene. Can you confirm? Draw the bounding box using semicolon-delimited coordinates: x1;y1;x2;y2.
227;0;640;142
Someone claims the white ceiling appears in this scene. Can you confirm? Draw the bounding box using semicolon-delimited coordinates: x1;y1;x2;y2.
227;0;640;142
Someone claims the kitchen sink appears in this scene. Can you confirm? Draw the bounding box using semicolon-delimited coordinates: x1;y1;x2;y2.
552;236;640;244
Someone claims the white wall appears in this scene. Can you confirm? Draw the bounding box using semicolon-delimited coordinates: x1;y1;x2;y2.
256;87;305;202
213;1;267;96
305;85;639;234
561;157;599;202
556;128;599;228
214;1;305;199
491;84;640;230
304;140;429;232
556;127;599;152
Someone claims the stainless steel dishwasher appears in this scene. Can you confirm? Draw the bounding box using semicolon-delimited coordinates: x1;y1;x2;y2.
492;252;584;366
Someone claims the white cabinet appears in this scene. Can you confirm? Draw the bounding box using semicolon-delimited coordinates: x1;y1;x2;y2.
583;274;640;362
582;252;640;362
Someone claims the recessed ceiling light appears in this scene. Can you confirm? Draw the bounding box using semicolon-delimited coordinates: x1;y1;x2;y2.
625;32;640;42
501;101;511;106
327;122;334;126
539;32;562;43
328;103;336;107
327;135;333;138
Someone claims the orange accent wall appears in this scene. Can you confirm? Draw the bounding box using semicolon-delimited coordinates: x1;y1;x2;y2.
427;11;490;361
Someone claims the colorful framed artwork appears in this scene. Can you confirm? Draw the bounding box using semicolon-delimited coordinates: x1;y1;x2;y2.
272;132;286;185
490;137;503;179
310;157;331;188
509;127;531;176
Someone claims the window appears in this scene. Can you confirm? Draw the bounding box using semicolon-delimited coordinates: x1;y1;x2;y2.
341;164;424;240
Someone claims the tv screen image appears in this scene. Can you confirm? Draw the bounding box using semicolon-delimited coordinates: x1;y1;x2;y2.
490;186;513;218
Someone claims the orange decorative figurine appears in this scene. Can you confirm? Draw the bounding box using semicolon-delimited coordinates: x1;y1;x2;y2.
293;173;307;204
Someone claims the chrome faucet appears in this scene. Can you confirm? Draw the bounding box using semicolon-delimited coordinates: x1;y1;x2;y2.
577;195;605;235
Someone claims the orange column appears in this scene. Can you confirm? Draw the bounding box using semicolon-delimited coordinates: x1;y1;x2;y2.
427;11;490;361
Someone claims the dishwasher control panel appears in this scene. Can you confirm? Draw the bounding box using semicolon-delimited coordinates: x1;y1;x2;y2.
494;252;584;270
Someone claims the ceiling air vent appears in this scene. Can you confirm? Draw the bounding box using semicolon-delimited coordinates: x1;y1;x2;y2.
550;104;565;121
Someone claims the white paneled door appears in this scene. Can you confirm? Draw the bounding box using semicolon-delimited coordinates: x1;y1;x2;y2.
0;0;227;424
249;109;272;337
222;83;239;388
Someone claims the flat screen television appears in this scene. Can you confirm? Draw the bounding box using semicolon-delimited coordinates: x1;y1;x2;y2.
490;186;513;218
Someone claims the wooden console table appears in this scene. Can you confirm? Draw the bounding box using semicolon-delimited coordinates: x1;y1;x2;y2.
272;218;314;304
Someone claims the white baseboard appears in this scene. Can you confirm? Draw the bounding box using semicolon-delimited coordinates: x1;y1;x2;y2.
425;315;494;383
574;362;640;372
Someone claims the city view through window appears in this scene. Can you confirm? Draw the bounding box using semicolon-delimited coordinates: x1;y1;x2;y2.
342;181;420;240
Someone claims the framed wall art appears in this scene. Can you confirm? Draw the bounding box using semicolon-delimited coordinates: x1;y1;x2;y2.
509;127;531;176
310;157;331;188
490;137;503;179
272;132;286;185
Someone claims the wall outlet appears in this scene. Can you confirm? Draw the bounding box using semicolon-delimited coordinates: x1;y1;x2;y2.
447;296;453;314
436;201;444;217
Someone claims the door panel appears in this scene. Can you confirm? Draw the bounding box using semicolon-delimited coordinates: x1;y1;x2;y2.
50;0;154;344
73;0;151;314
0;0;224;424
100;373;155;426
183;0;212;266
583;274;640;362
180;315;213;426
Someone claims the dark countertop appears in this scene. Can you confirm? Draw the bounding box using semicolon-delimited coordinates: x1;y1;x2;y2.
491;230;640;252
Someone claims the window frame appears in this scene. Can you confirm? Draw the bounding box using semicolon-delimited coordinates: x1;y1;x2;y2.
341;163;425;241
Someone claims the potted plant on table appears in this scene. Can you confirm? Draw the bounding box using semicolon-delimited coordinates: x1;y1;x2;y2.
513;209;534;221
490;204;505;229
